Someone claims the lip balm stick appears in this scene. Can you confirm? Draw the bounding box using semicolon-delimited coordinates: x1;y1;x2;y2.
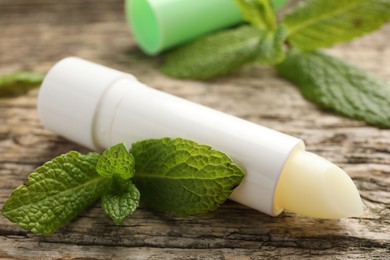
37;57;363;219
125;0;243;54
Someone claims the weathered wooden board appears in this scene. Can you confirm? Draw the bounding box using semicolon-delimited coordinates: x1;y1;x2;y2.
1;0;389;259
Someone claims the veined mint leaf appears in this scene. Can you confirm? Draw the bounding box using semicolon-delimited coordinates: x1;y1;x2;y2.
1;152;109;235
98;143;139;224
102;177;140;224
276;50;390;127
160;26;262;80
131;138;245;216
235;0;278;30
284;0;390;51
96;143;135;180
0;71;45;97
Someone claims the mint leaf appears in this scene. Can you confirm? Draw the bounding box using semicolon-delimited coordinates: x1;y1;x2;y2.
97;143;139;224
96;143;135;180
101;176;140;224
257;25;287;65
235;0;277;30
271;0;290;10
160;26;262;79
276;50;390;127
0;71;45;97
284;0;390;51
131;138;245;216
1;152;109;235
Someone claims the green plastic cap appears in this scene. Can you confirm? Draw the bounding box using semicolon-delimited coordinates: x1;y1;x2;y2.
125;0;243;55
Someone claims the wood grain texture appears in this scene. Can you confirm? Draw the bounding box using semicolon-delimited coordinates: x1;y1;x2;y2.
1;0;390;259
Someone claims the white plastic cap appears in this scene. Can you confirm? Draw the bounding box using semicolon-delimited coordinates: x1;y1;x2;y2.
37;57;301;216
37;57;136;150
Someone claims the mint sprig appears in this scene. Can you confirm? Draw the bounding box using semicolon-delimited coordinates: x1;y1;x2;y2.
160;0;390;128
1;139;244;234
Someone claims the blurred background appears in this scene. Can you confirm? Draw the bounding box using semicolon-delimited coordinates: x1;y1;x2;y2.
1;0;390;259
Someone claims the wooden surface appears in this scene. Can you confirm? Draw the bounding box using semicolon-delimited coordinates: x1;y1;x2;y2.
1;0;390;259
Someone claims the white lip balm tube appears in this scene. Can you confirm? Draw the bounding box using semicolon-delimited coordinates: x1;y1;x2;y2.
37;57;363;219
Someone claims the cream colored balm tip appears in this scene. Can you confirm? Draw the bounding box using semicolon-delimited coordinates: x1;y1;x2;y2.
274;147;363;218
